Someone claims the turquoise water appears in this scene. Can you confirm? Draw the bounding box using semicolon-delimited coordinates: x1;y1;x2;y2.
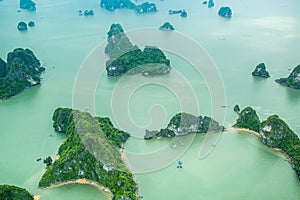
0;0;300;199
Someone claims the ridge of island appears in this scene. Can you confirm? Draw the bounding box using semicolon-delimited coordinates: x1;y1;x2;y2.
0;48;45;100
233;106;300;180
39;108;138;200
105;23;171;76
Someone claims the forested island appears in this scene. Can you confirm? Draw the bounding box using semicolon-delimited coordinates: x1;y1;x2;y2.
0;48;45;100
105;24;171;76
39;108;138;200
275;64;300;90
252;63;270;78
234;106;300;179
100;0;157;14
144;112;224;139
0;185;33;200
159;22;175;31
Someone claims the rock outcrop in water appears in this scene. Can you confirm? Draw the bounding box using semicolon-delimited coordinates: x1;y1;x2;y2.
144;112;224;139
0;185;33;200
105;24;171;76
208;0;214;8
39;108;137;200
275;64;300;90
17;21;27;31
159;22;175;31
169;9;187;17
28;21;35;27
0;48;45;100
218;7;232;18
100;0;157;14
252;63;270;78
234;106;300;180
20;0;36;11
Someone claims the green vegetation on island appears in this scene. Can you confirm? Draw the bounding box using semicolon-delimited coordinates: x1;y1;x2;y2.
234;106;300;179
100;0;157;14
0;185;33;200
105;24;171;76
20;0;36;11
0;48;45;100
39;108;138;200
275;64;300;90
145;112;224;139
233;107;261;132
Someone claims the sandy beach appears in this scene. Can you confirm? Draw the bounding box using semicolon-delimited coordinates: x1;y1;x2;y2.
230;127;294;167
44;178;113;198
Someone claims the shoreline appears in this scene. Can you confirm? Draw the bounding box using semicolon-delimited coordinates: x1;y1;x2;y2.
41;178;113;199
120;145;140;199
230;127;294;167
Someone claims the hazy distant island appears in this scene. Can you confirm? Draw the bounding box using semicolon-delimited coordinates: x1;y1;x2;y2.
20;0;36;11
234;106;300;180
105;23;171;76
275;64;300;90
100;0;157;14
159;22;175;31
252;63;270;78
0;185;33;200
0;48;45;100
169;9;187;17
144;112;224;140
218;7;232;18
39;108;138;200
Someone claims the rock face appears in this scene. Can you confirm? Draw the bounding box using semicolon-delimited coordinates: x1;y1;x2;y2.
105;24;171;76
100;0;157;14
20;0;36;11
260;115;300;179
39;108;137;200
0;185;33;200
144;112;224;140
17;21;27;31
0;48;45;100
275;64;300;89
252;63;270;78
159;22;175;31
233;107;260;132
218;7;232;18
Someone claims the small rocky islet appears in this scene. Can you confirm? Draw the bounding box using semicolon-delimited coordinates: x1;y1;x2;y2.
144;112;224;140
276;64;300;90
100;0;157;14
169;9;187;17
159;22;175;31
0;48;45;100
218;7;232;18
252;63;270;78
105;23;172;76
234;106;300;180
20;0;36;11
